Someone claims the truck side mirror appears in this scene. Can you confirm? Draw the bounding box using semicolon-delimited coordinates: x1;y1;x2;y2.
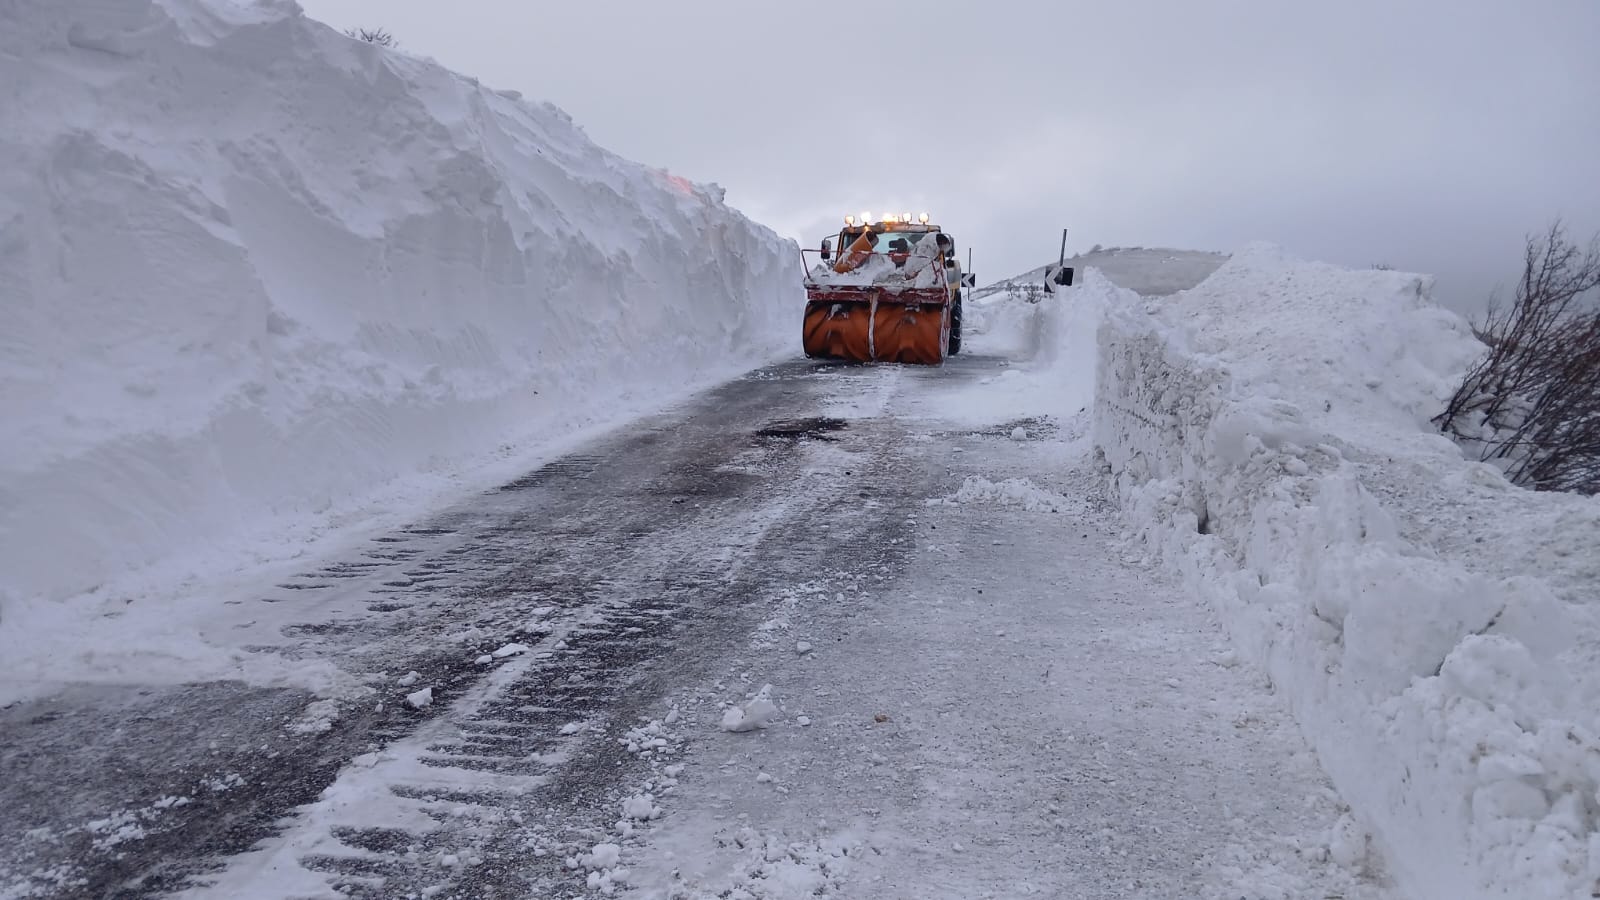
820;238;832;262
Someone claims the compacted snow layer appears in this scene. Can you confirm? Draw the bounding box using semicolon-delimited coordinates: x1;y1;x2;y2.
0;2;800;627
617;366;1388;900
1085;244;1600;900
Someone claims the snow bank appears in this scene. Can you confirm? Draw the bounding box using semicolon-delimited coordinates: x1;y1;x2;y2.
0;0;801;618
963;291;1046;359
1092;243;1600;900
960;267;1117;420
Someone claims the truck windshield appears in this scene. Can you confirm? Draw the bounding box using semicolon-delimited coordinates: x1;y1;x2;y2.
834;230;930;252
878;232;929;254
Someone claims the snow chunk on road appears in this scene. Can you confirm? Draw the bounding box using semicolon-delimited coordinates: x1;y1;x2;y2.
722;684;779;733
287;698;341;734
936;475;1066;513
621;793;660;821
580;842;622;870
492;643;529;658
405;687;434;709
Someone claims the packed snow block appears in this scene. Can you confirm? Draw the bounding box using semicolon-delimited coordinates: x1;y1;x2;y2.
1092;244;1600;900
962;292;1046;359
0;0;802;610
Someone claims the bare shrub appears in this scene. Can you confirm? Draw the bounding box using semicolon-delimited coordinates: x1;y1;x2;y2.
1434;221;1600;494
345;27;397;47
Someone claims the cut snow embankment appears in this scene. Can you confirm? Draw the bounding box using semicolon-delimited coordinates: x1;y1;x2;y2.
0;0;800;693
930;266;1116;431
1088;244;1600;900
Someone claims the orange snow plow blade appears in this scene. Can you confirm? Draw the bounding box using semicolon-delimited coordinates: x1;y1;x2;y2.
801;296;947;365
801;288;949;365
802;300;874;361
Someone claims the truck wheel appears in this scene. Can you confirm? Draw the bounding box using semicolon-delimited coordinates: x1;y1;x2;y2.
948;294;964;356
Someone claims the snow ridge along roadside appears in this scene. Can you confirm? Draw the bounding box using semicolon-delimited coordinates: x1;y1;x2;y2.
1088;243;1600;900
0;0;801;623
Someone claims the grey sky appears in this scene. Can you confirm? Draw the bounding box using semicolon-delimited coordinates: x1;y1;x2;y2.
301;0;1600;314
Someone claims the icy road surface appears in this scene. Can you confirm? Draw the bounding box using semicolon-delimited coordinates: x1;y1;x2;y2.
0;359;1395;900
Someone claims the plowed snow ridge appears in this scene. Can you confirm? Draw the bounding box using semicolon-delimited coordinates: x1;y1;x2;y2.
0;0;801;701
1078;246;1600;900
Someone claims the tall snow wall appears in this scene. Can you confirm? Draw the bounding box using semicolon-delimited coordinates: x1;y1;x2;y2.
1091;244;1600;900
0;0;803;612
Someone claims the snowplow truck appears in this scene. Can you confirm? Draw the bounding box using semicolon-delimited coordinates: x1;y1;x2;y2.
801;215;965;365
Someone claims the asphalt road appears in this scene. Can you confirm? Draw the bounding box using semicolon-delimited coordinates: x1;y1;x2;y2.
0;357;967;899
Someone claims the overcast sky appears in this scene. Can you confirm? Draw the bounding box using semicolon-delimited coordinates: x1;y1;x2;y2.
300;0;1599;314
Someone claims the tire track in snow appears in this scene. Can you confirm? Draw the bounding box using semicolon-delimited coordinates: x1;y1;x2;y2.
0;360;920;899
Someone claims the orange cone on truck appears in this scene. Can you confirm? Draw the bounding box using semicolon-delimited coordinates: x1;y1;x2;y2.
801;214;965;365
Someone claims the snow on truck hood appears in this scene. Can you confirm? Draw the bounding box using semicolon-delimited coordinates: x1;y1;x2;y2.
807;237;948;290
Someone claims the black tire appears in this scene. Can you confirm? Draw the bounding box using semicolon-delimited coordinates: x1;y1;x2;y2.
948;293;964;356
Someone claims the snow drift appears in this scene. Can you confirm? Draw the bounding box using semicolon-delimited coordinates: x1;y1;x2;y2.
959;265;1120;427
0;0;801;621
1087;244;1600;900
